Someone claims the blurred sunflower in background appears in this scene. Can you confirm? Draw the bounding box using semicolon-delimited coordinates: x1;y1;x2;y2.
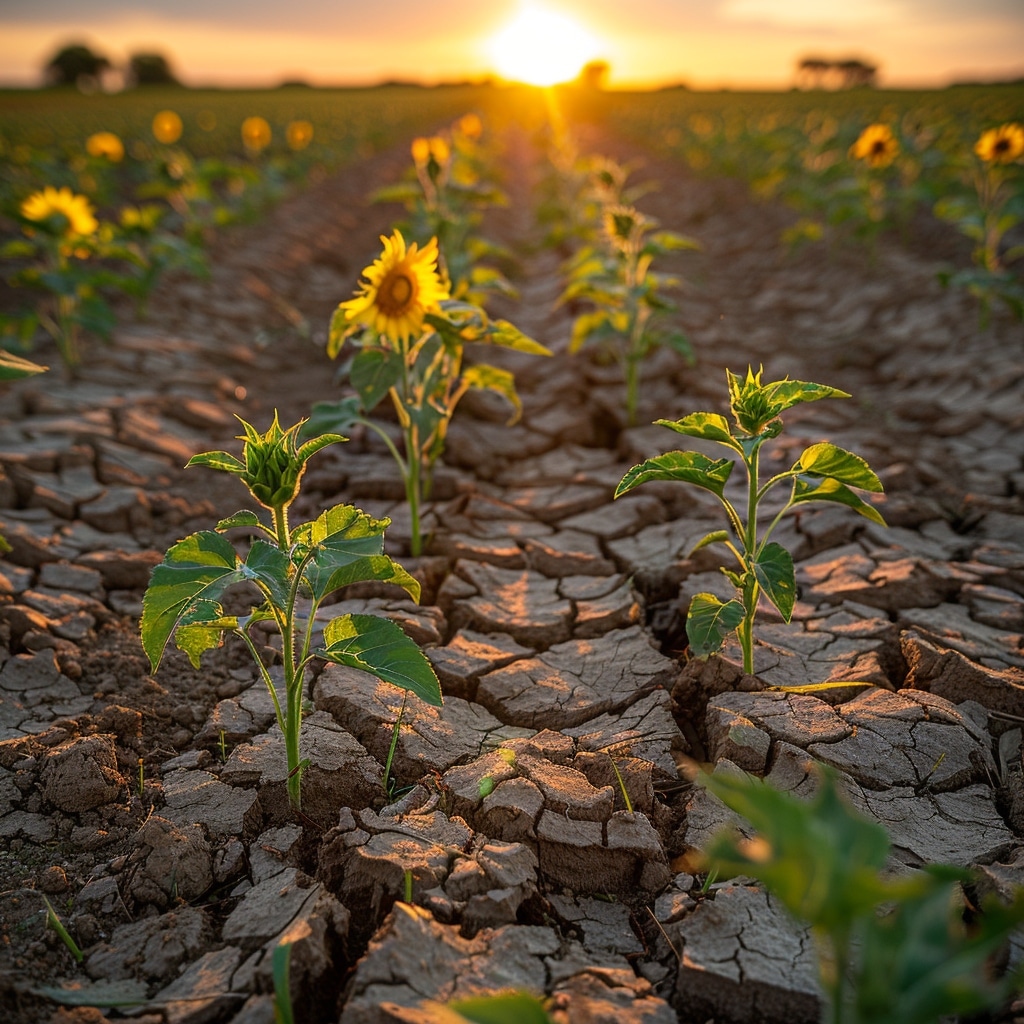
286;120;314;151
975;122;1024;164
21;186;98;238
152;110;183;145
242;116;272;152
340;230;448;343
850;124;899;168
86;131;124;162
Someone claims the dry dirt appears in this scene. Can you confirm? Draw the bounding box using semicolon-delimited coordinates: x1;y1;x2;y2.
0;100;1022;1024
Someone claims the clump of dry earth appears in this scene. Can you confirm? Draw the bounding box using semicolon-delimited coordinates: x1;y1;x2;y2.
0;112;1022;1024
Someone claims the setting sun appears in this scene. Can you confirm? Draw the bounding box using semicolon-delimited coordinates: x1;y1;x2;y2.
487;4;604;86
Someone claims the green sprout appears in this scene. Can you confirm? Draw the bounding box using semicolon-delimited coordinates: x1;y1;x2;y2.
140;413;441;811
616;366;885;675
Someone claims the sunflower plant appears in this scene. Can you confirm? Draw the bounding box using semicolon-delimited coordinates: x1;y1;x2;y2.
2;186;117;369
141;413;441;812
560;202;696;426
703;766;1024;1024
935;121;1024;323
615;367;885;675
309;229;548;557
373;115;515;305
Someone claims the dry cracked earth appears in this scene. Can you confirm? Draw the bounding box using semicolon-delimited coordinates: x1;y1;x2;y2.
0;105;1023;1024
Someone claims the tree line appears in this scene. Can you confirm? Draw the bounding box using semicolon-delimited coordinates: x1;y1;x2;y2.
43;43;179;90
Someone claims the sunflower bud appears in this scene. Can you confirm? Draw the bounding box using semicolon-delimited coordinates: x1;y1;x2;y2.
727;366;779;436
234;413;304;508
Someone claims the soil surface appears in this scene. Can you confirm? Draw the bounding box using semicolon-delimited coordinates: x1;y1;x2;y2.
1;103;1022;1024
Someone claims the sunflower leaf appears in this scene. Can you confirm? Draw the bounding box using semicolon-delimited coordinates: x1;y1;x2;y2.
351;347;403;412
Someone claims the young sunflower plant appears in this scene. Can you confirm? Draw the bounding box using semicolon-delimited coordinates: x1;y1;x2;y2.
935;121;1024;323
561;202;697;426
2;186;117;370
616;367;885;676
141;413;441;812
372;115;515;306
309;229;548;556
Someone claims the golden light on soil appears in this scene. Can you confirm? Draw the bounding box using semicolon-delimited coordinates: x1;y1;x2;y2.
487;4;603;86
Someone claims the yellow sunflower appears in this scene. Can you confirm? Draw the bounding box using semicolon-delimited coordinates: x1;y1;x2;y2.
850;124;899;168
152;110;183;145
242;116;272;152
975;122;1024;164
286;120;313;151
20;186;98;237
457;113;483;140
86;131;124;162
340;231;449;344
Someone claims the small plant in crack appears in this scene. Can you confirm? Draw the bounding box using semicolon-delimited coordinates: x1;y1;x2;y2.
615;366;885;675
140;412;442;811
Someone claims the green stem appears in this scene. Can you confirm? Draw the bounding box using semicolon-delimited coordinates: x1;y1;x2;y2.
404;425;423;557
272;502;303;810
740;445;761;676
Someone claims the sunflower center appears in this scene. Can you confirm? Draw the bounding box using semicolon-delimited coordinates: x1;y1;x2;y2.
994;138;1010;153
377;268;417;317
871;140;886;155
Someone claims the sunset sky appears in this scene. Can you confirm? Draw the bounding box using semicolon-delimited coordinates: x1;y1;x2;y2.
1;0;1022;90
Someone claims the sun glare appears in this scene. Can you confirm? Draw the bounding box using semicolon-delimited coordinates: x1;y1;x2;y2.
488;5;603;86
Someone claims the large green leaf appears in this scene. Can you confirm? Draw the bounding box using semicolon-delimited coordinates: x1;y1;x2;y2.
615;451;735;499
792;476;886;525
702;767;893;934
305;554;421;604
685;592;745;657
351;346;403;412
656;412;740;450
140;531;243;671
794;442;883;492
319;613;441;706
301;397;364;441
753;542;796;622
853;866;1024;1024
241;540;292;610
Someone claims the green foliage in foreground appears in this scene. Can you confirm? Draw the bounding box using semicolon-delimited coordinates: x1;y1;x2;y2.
703;766;1024;1024
140;413;440;810
616;366;885;674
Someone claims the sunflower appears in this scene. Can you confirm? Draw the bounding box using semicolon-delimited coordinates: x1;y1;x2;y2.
457;113;483;140
602;204;650;254
286;120;313;151
242;116;272;152
975;122;1024;164
340;231;449;344
152;110;183;145
21;186;98;237
86;131;124;162
849;124;899;168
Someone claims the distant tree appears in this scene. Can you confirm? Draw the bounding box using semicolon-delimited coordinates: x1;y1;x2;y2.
128;52;179;86
797;56;831;90
837;58;877;88
577;60;610;90
44;43;111;88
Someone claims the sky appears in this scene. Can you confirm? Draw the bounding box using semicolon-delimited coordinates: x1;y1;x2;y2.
0;0;1022;90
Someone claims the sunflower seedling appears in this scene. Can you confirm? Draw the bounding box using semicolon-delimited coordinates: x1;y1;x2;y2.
141;413;441;811
702;765;1024;1024
309;230;548;556
561;202;697;425
616;366;885;675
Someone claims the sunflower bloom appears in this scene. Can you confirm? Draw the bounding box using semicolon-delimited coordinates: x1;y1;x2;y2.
242;116;272;152
850;124;899;168
21;186;98;237
457;113;483;140
86;131;124;162
975;122;1024;164
340;231;449;344
286;120;313;151
152;110;183;145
